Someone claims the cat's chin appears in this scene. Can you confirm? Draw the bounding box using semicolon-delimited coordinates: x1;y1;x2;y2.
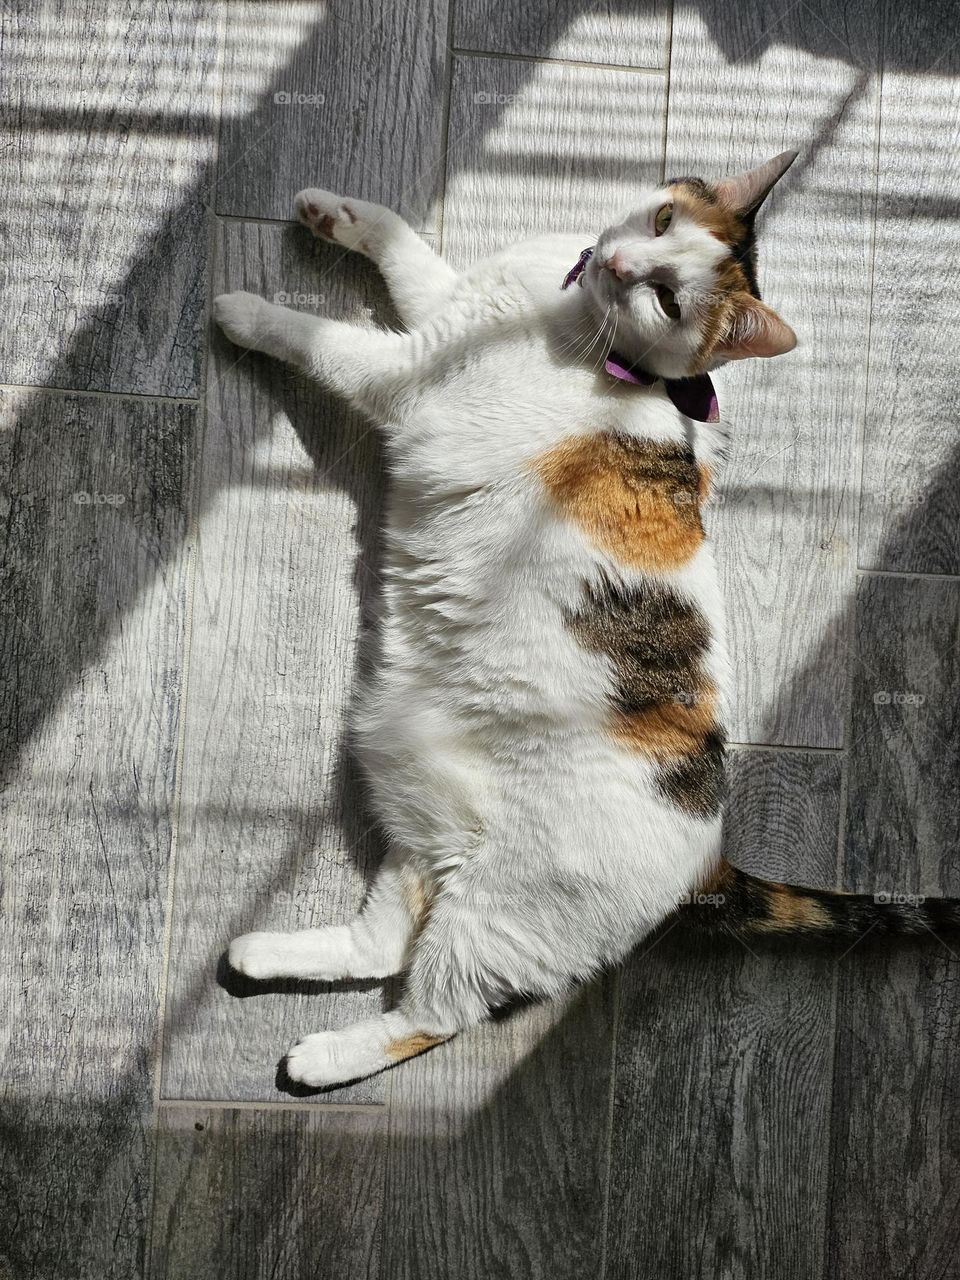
582;300;691;381
603;339;699;383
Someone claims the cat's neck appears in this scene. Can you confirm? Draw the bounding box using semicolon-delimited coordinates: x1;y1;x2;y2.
550;289;703;448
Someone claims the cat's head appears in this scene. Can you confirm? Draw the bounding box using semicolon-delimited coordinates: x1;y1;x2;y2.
584;151;798;380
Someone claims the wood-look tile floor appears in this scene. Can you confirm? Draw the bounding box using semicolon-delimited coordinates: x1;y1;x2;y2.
2;2;958;1277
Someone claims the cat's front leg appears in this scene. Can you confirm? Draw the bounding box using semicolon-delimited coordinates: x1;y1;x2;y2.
213;291;407;417
294;188;458;328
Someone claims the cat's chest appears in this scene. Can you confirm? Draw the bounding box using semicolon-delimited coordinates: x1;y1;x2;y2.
393;331;665;497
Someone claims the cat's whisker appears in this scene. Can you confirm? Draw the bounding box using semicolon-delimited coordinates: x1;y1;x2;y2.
563;305;610;369
591;310;617;375
553;311;598;363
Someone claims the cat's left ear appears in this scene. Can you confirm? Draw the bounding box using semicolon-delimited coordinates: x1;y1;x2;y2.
714;292;796;360
715;149;798;218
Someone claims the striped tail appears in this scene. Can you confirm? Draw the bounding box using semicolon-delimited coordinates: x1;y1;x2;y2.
676;860;960;939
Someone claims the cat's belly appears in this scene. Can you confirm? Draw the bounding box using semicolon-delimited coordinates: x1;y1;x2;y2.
351;678;492;861
352;664;722;902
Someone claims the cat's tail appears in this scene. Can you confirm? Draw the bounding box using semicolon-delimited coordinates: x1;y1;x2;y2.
676;859;960;939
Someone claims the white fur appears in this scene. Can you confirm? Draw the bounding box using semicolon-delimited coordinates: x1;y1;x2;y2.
220;184;739;1088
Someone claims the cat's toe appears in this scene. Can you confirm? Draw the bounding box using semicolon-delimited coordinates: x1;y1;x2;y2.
213;291;265;349
228;931;289;980
293;188;369;253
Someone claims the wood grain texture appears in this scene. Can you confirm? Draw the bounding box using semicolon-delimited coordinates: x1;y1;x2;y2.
150;1104;384;1279
666;0;879;748
844;574;960;896
217;0;448;227
858;0;960;574
0;388;194;1278
383;981;615;1280
0;0;220;396
609;931;836;1280
454;0;670;68
828;940;960;1280
725;747;842;889
442;55;666;267
160;218;399;1104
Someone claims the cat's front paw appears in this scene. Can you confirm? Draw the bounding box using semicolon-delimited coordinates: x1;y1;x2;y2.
228;930;293;981
293;188;372;255
213;290;267;349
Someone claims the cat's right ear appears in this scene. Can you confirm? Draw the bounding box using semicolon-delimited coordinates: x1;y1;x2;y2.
714;292;796;360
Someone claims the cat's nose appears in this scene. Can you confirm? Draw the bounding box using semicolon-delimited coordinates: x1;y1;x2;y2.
602;250;636;283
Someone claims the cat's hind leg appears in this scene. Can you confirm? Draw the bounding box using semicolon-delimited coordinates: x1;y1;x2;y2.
283;891;505;1088
228;853;430;983
294;188;458;328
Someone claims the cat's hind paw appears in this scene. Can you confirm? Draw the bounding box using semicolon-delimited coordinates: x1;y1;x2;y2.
294;188;374;255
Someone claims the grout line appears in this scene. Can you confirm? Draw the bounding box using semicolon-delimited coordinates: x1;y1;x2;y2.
450;45;669;75
835;729;851;892
0;381;198;407
851;9;885;574
597;968;623;1280
216;211;299;227
857;567;960;583
148;97;220;1130
727;740;843;754
151;529;198;1114
435;0;458;253
145;10;228;1277
658;0;675;182
824;25;884;1270
819;945;843;1279
158;1096;386;1115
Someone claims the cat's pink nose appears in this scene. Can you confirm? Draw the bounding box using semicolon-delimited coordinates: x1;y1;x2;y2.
603;250;634;282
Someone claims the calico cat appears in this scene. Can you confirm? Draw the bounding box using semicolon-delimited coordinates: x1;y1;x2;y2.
215;152;958;1089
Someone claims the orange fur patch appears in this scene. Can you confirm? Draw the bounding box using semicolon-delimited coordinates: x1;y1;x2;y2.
384;1031;449;1062
669;183;743;248
535;433;704;571
667;184;755;371
754;885;833;933
613;684;717;758
400;869;435;937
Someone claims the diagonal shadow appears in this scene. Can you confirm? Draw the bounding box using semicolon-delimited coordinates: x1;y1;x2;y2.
3;0;960;1277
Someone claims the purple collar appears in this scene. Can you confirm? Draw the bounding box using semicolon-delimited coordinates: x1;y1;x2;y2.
561;246;720;424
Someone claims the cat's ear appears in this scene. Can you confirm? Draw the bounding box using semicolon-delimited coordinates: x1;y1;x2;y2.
715;149;798;218
714;292;796;360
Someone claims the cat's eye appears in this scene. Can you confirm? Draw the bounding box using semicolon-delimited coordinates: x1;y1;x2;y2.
654;203;673;235
655;283;682;320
